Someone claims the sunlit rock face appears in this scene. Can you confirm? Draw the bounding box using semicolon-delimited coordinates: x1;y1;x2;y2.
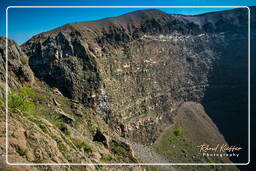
22;8;250;162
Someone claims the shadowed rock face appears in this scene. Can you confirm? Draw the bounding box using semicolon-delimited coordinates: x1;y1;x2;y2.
22;7;251;163
22;32;101;106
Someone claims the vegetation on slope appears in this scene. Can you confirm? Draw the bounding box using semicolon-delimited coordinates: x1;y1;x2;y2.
0;83;137;170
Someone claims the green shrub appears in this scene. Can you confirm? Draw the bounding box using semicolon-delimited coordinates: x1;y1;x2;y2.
0;97;5;108
8;87;35;116
111;143;126;155
173;126;183;136
101;154;114;162
71;138;94;152
131;95;136;101
48;113;63;129
32;119;48;133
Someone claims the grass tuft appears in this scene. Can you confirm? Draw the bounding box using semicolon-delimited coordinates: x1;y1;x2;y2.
174;125;183;136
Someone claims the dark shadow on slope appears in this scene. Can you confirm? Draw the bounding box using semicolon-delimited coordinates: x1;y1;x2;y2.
202;32;249;163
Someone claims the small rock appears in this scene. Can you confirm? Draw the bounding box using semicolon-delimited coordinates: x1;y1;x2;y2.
53;108;75;123
52;88;63;96
52;98;61;106
71;99;80;104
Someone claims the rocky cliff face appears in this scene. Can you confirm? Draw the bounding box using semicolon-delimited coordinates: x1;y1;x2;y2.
0;7;250;169
0;37;150;171
22;7;249;153
0;37;34;98
22;8;248;107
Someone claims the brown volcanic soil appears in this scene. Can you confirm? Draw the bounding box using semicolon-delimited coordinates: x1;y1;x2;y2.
162;102;228;147
153;102;238;170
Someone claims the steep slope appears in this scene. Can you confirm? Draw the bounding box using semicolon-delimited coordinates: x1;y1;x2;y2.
153;102;238;170
0;38;157;171
21;7;250;165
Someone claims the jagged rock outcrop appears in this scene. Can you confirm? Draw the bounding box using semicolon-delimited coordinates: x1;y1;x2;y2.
0;37;34;98
22;31;101;106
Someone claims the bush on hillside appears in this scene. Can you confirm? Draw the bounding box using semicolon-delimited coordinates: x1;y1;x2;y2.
174;125;183;136
8;87;35;116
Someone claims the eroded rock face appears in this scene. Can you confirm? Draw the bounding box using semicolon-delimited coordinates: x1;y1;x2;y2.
22;32;100;106
22;8;247;106
21;8;250;162
0;112;95;170
0;37;34;98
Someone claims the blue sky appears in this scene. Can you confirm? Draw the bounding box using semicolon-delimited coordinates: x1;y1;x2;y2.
0;0;255;44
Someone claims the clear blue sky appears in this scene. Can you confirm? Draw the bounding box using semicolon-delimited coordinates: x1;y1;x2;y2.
0;0;255;45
